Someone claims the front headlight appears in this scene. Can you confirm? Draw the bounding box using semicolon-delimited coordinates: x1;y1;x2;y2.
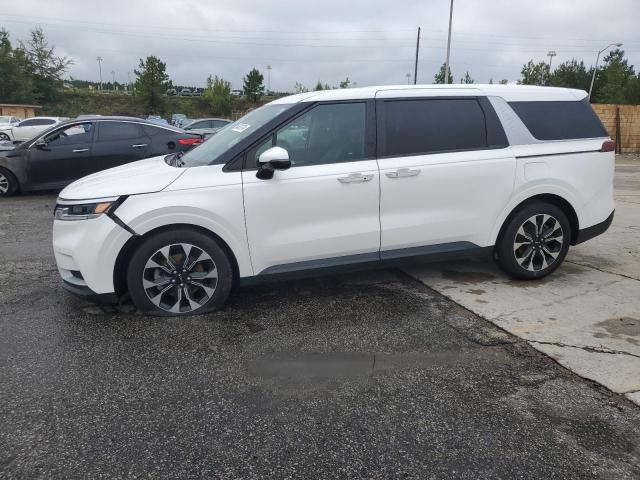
54;198;120;221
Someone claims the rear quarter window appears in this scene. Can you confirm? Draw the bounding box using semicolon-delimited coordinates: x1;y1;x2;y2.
509;99;607;140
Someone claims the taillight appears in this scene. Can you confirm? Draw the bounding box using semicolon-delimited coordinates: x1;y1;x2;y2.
178;137;203;146
600;140;615;152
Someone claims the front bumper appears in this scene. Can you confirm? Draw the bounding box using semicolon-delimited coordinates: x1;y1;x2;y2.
53;214;133;295
61;279;119;304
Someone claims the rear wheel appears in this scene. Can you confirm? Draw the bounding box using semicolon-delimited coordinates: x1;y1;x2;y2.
0;132;10;141
0;167;19;196
494;202;570;280
127;228;233;316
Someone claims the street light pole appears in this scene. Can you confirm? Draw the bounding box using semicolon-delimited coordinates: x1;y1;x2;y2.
96;56;103;90
444;0;454;84
111;70;116;90
547;51;556;71
266;65;272;94
413;26;420;84
588;42;622;101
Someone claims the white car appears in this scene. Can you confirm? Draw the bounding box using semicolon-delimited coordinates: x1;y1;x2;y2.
53;84;615;316
0;117;65;143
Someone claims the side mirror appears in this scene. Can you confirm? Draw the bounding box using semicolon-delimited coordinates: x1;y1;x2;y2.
34;140;48;150
256;146;291;179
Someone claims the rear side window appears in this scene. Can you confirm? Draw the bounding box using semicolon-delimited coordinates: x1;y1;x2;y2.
381;98;501;157
97;122;143;141
509;99;607;140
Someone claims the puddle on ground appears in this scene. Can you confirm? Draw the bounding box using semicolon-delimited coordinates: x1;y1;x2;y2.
595;317;639;337
467;289;486;295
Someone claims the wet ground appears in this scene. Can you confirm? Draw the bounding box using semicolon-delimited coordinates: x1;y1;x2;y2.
1;193;640;479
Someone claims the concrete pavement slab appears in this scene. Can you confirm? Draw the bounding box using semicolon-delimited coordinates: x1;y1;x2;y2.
405;155;640;398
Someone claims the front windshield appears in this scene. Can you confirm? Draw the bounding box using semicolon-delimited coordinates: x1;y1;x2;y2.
179;104;293;167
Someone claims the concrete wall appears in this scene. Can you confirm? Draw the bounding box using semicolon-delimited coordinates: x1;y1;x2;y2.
592;104;640;153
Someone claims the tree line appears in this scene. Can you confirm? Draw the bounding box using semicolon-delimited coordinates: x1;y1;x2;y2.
1;29;639;114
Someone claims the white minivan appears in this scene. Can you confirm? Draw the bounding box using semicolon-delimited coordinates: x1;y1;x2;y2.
52;84;615;316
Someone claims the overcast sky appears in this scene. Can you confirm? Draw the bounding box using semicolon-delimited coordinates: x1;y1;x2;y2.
2;0;639;91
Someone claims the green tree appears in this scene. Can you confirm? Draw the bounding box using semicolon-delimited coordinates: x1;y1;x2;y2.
133;56;171;114
19;27;71;103
339;76;351;89
243;68;264;102
294;82;308;93
595;49;635;104
519;60;549;86
0;29;35;103
314;81;324;91
203;75;232;116
499;79;508;85
548;59;591;91
433;63;453;84
461;71;474;84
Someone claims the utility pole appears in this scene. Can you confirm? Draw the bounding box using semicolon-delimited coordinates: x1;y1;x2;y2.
588;42;622;100
405;73;411;84
266;65;272;93
444;0;454;84
96;56;103;90
127;71;131;93
413;27;420;84
111;70;116;90
544;51;556;86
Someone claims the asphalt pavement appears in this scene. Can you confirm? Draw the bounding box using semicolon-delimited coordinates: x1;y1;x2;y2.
1;193;639;479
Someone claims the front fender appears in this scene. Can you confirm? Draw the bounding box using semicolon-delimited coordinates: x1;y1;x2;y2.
115;188;253;277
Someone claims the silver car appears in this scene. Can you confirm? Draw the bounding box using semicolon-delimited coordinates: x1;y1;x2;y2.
183;118;232;138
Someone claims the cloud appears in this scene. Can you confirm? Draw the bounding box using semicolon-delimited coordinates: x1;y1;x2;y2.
1;0;638;91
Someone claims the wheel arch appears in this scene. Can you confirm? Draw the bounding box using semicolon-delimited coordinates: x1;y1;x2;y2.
494;193;580;247
113;223;241;296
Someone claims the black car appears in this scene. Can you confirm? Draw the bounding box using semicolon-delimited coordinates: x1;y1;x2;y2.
0;117;203;196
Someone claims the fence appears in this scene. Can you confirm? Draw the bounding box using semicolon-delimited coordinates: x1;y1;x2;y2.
592;104;640;153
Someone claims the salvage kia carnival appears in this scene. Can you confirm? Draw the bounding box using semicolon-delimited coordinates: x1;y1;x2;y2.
53;85;615;316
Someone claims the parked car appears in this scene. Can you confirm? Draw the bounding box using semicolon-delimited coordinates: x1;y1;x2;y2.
231;90;243;97
51;84;614;316
166;88;178;96
183;118;232;137
0;115;21;133
171;114;186;126
179;89;192;97
0;116;202;196
146;115;169;125
192;89;202;97
0;117;65;143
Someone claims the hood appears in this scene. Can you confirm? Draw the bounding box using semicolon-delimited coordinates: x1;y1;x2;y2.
59;155;185;200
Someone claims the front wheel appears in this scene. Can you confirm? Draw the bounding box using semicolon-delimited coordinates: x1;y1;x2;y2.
0;167;19;196
494;202;570;280
127;228;233;316
0;132;10;141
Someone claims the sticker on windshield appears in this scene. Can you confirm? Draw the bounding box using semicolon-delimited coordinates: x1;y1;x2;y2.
231;123;250;132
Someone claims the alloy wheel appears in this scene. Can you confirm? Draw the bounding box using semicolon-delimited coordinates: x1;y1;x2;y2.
0;172;9;194
0;133;9;141
142;243;218;314
513;214;564;272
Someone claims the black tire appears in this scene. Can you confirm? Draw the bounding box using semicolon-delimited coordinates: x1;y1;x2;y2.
0;132;10;141
0;167;19;197
494;201;571;280
127;228;233;316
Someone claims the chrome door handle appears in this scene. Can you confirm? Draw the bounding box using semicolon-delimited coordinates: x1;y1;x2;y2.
386;168;420;178
337;173;373;184
72;148;89;153
131;143;148;148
